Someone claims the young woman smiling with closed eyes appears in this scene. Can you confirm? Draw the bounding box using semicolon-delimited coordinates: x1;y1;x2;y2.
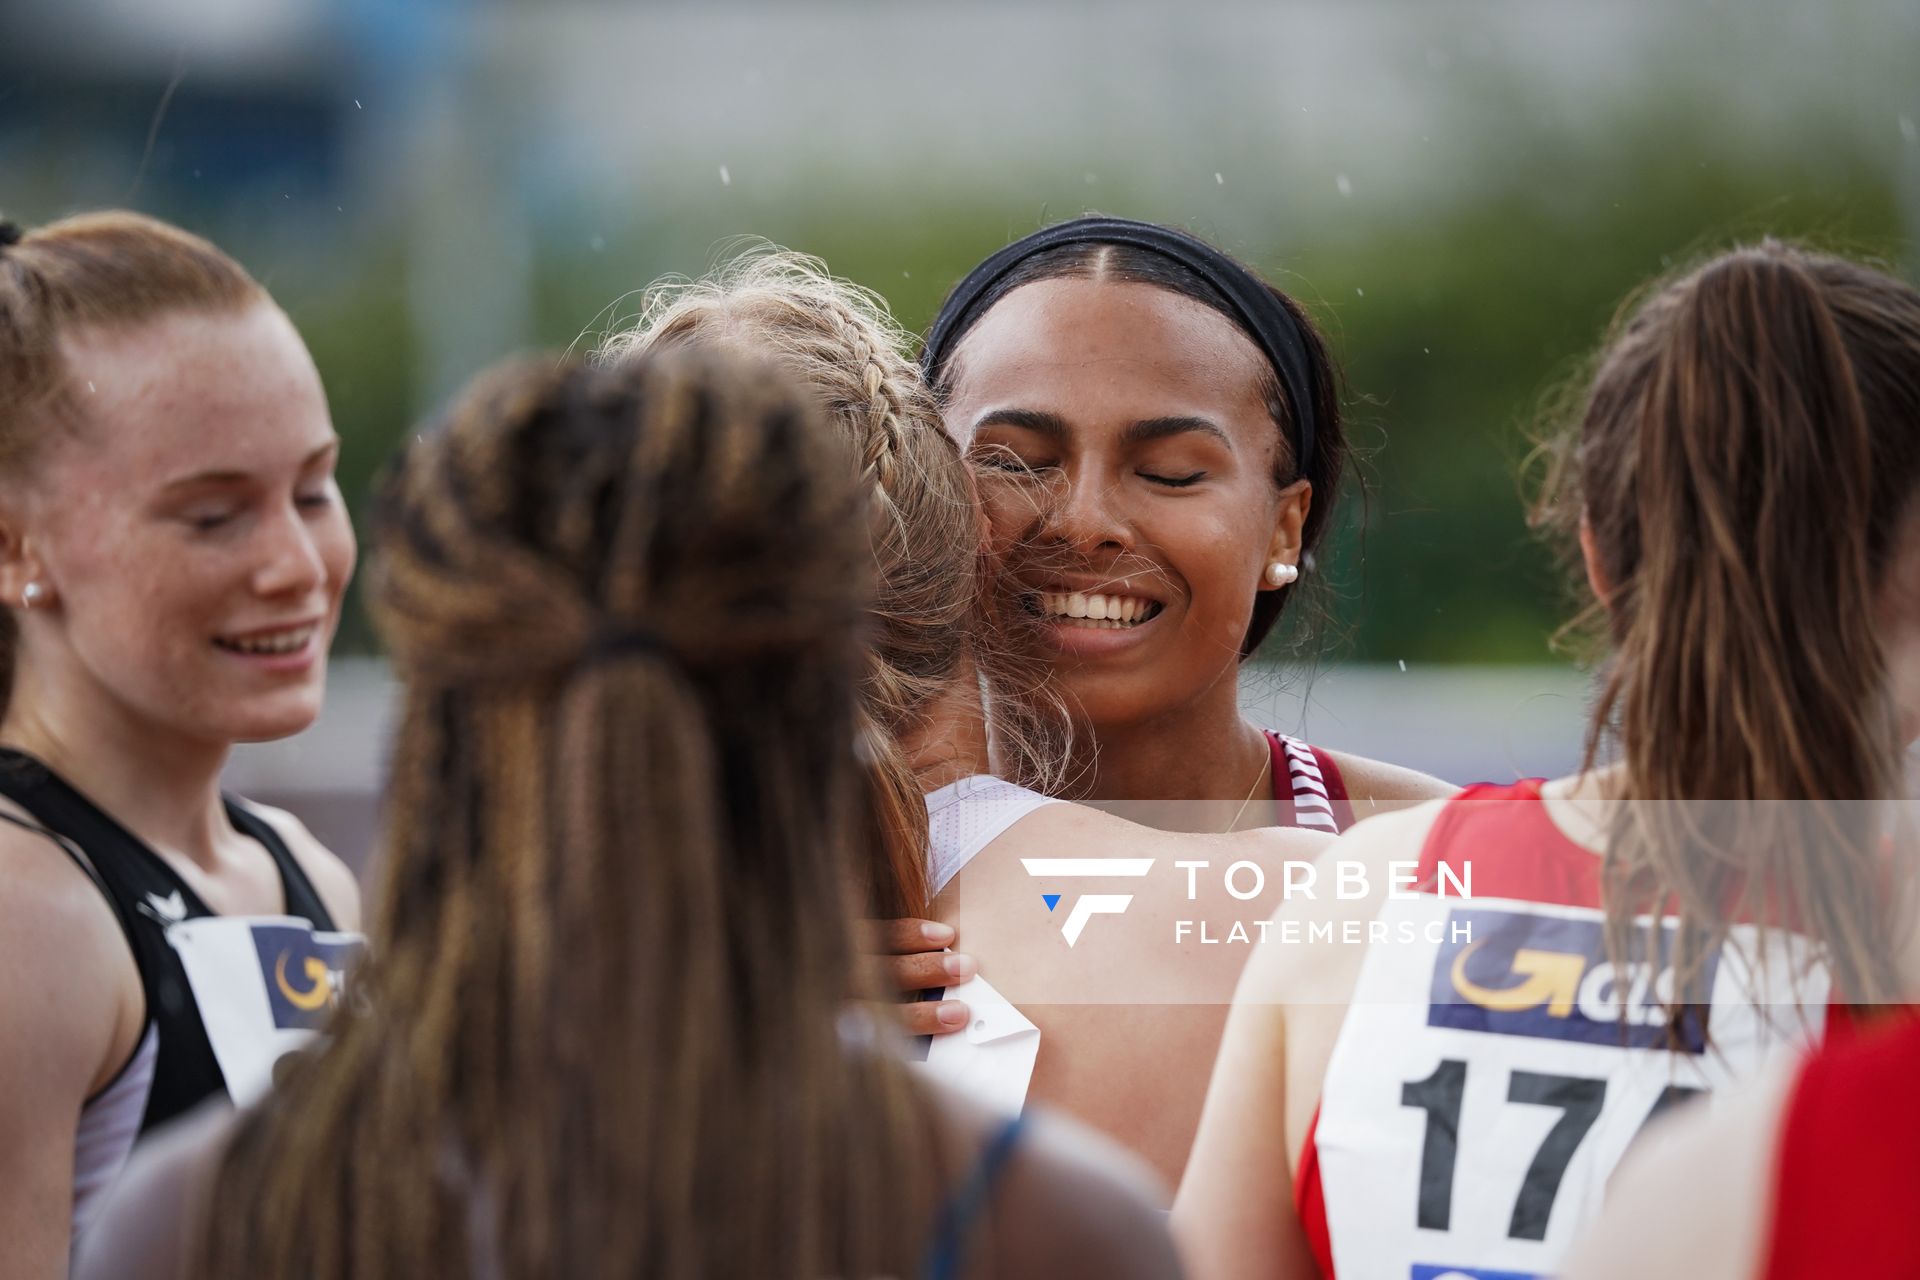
923;217;1453;826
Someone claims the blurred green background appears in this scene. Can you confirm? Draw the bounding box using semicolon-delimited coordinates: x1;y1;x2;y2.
5;0;1916;668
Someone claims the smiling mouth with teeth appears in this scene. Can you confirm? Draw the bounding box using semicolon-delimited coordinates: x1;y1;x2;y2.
1030;591;1165;629
215;626;317;656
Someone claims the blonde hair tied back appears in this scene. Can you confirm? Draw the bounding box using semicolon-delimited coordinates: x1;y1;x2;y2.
600;245;1069;918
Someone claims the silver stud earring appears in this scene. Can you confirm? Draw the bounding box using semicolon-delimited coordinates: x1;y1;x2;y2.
1264;562;1299;587
20;582;42;609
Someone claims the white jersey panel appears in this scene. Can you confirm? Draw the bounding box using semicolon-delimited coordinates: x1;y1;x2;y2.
69;1023;159;1244
1315;893;1824;1280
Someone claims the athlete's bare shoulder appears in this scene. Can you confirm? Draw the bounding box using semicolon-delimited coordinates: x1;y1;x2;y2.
1014;800;1332;864
1320;749;1457;816
1322;796;1453;874
0;802;139;1013
235;800;362;932
1235;796;1453;1003
0;803;138;1028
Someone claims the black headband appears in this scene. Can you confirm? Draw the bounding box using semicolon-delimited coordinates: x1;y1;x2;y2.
921;216;1318;476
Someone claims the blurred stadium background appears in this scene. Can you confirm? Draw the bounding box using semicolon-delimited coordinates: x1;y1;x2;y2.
4;0;1915;868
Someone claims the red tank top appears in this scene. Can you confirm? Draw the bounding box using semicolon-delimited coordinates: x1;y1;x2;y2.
1764;1013;1920;1279
1265;731;1354;833
1295;781;1830;1279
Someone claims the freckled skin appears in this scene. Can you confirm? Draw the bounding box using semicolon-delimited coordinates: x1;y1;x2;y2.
23;304;356;747
945;277;1298;741
0;301;365;1280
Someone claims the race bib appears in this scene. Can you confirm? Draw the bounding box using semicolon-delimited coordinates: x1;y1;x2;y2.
166;916;366;1106
1316;894;1824;1279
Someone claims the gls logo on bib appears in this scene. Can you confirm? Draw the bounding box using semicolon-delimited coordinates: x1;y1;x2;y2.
1427;907;1715;1052
250;922;362;1030
168;916;367;1106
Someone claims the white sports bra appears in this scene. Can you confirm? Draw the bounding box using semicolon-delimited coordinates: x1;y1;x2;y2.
925;774;1061;897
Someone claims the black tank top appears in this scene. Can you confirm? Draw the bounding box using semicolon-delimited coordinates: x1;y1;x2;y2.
0;748;337;1134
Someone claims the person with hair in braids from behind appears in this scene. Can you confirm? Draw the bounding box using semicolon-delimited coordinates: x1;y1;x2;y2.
75;347;1183;1280
0;211;361;1276
1176;241;1920;1280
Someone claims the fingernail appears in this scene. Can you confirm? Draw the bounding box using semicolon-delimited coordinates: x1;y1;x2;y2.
937;1001;968;1027
942;953;977;982
921;921;956;944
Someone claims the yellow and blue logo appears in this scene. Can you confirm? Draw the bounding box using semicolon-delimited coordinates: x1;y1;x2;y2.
250;923;364;1031
1426;907;1712;1052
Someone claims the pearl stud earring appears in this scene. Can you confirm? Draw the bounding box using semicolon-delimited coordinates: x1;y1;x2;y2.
20;582;42;609
1264;562;1299;587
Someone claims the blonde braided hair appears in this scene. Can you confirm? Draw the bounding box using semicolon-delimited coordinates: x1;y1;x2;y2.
600;246;1067;918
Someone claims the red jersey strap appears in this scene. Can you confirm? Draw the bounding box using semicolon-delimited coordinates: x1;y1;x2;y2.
1294;1107;1337;1278
1308;744;1356;831
1265;731;1350;834
1765;1013;1920;1280
1417;778;1603;910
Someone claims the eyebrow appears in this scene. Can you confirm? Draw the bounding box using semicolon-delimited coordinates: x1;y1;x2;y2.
971;408;1233;450
971;407;1069;439
1121;415;1233;449
159;439;340;493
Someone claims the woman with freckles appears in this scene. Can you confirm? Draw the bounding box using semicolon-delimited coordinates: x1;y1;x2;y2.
0;212;361;1274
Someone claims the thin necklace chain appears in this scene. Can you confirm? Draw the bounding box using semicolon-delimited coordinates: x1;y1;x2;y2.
1222;743;1271;833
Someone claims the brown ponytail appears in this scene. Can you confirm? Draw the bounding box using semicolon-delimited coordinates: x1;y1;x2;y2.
1538;240;1920;1007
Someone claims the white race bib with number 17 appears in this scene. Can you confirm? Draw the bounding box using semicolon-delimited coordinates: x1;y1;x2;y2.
1315;894;1823;1280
